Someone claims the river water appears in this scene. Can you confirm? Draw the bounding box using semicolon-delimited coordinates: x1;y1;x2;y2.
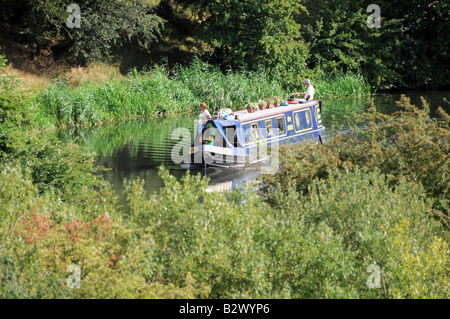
58;90;449;198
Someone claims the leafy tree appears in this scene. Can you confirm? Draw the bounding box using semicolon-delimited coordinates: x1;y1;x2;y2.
175;0;310;87
0;0;164;63
68;0;165;62
301;0;450;89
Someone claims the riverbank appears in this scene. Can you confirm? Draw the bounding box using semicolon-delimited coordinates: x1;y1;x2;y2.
23;58;369;128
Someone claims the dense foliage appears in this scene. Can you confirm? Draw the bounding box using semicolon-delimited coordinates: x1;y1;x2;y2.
1;153;448;298
300;0;450;90
1;0;448;90
0;0;164;62
0;56;19;92
174;0;309;88
0;0;449;298
172;0;449;89
0;64;448;297
263;96;449;218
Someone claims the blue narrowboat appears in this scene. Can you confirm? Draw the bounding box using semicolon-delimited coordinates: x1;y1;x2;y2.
190;99;325;168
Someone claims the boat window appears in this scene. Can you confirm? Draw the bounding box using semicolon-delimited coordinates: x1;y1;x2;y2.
293;110;313;131
276;117;284;133
295;114;300;130
265;120;273;136
251;123;259;141
305;111;311;126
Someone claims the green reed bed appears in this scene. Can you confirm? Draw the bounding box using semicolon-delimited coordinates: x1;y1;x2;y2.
314;72;371;98
36;59;371;126
173;59;288;109
36;68;199;126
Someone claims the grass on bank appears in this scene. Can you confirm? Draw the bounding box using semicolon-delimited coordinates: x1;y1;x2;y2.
33;59;371;127
4;61;121;95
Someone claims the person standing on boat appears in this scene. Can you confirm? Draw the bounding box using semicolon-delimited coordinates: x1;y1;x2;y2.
294;79;315;101
303;79;315;100
199;102;212;124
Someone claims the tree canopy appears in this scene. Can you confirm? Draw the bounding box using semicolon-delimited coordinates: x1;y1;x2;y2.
0;0;164;62
0;0;448;90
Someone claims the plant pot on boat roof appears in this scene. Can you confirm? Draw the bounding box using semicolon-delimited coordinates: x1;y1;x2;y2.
258;100;266;110
246;102;258;113
273;96;282;107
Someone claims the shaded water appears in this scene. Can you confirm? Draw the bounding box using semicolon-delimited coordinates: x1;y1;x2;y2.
59;91;449;198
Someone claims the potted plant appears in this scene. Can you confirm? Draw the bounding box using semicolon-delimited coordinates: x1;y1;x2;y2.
258;100;266;111
273;96;282;107
246;102;258;113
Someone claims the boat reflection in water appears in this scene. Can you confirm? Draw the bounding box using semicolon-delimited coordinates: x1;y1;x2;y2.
182;165;263;193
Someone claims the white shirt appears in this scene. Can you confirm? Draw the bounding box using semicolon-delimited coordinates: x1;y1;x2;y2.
305;85;315;100
199;109;211;123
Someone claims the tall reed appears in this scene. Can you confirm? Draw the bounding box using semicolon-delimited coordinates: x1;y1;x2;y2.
314;73;371;98
173;58;287;109
36;59;371;126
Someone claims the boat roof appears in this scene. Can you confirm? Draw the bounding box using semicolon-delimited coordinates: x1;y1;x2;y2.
232;100;319;123
215;119;236;127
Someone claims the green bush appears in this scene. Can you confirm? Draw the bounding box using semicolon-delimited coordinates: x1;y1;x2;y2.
124;168;272;298
120;167;449;298
0;55;19;93
264;95;449;220
281;168;449;298
0;164;208;298
1;160;448;298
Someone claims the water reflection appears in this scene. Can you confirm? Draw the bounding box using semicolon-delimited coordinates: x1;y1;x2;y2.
62;91;449;198
369;91;449;116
